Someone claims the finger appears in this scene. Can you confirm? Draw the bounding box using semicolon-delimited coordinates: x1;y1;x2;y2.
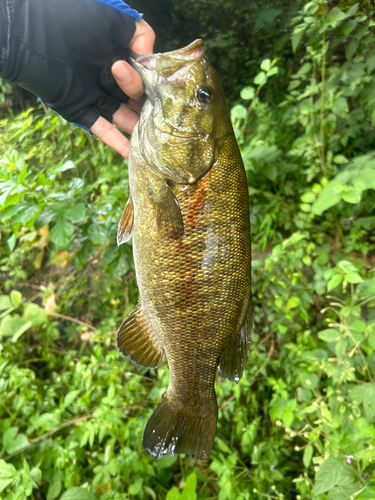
129;19;155;55
90;116;130;159
127;97;144;113
112;103;139;134
112;60;144;101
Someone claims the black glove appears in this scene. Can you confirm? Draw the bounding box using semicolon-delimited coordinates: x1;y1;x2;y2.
0;0;141;129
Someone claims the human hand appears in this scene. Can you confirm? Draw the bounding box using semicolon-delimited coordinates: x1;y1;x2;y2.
0;0;154;159
90;19;155;159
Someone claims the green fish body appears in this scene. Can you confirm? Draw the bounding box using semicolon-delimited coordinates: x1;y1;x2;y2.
117;40;251;458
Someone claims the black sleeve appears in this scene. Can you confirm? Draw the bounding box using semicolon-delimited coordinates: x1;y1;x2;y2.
0;0;141;129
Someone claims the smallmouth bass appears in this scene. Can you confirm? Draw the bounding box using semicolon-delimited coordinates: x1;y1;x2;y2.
117;39;252;458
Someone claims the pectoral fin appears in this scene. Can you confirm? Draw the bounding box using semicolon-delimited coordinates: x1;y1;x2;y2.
218;291;253;382
149;182;184;240
117;302;164;368
117;196;134;245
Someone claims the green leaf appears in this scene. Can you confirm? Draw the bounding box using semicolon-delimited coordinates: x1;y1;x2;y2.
282;407;293;427
10;290;22;308
266;67;278;77
23;303;48;327
357;486;375;500
55;160;75;174
3;427;28;454
318;329;340;342
0;459;17;493
0;315;31;339
313;456;347;496
345;272;363;284
240;86;255;100
327;274;343;292
367;54;375;73
47;472;62;500
254;71;267;85
50;217;75;249
260;59;271;72
21;204;42;225
346;3;359;17
263;164;277;182
231;104;247;120
333;155;349;164
335;338;347;357
339;19;358;36
342;187;362;204
65;203;86;222
63;390;80;408
360;168;375;189
301;192;315;203
87;223;107;246
297;62;312;76
60;488;97;500
8;234;16;252
350;384;375;419
303;445;313;468
12;320;33;342
291;28;305;53
287;297;300;309
311;186;342;215
331;97;348;119
345;40;359;61
129;478;143;496
166;488;181;500
181;472;197;500
0;296;11;311
326;7;346;27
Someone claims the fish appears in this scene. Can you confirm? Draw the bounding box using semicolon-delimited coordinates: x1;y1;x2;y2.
117;39;252;459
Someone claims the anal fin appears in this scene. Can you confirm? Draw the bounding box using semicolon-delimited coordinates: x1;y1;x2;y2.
117;196;134;245
117;302;164;368
218;291;253;383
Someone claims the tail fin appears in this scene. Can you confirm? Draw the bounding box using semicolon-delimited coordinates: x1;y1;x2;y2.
143;392;217;458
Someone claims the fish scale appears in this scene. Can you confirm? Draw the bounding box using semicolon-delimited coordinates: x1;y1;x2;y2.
117;39;251;458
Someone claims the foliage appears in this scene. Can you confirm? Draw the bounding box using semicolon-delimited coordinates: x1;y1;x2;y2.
1;0;375;499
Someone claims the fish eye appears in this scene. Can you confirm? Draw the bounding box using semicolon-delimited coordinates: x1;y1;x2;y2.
196;85;213;103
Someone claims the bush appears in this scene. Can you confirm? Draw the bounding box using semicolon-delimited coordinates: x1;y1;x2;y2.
0;0;375;499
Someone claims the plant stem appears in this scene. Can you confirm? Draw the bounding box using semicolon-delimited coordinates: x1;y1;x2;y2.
49;312;96;330
5;415;91;460
319;30;327;179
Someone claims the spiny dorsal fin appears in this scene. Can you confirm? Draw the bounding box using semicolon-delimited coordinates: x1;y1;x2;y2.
218;290;252;383
117;302;164;368
117;196;134;246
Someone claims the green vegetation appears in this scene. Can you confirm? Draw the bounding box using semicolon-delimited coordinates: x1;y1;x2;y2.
1;0;375;498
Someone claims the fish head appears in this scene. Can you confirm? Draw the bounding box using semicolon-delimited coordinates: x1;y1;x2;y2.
132;40;230;185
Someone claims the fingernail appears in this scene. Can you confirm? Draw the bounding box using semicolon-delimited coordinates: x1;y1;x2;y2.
112;61;131;84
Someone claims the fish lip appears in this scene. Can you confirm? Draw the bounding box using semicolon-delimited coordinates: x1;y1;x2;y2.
132;39;205;71
154;125;198;143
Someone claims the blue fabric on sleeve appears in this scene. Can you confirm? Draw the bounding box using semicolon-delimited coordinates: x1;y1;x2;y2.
73;122;92;134
92;0;142;20
39;98;92;135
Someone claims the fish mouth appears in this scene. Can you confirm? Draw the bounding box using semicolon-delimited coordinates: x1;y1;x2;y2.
154;126;198;144
133;39;204;73
131;40;205;81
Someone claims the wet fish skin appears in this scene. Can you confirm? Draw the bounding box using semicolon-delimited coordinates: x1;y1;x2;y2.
117;39;252;458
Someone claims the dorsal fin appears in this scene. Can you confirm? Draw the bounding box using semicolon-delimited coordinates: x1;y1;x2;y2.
117;302;164;368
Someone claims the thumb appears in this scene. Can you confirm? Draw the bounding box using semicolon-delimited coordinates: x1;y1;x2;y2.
128;19;155;55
